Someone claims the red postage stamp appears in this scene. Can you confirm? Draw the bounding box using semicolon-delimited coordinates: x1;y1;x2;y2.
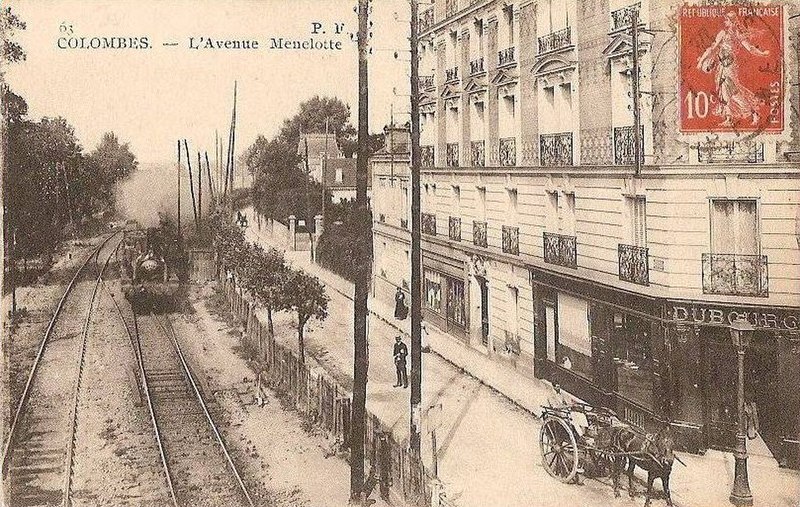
679;4;784;134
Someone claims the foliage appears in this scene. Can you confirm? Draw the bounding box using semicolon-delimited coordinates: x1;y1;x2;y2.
276;95;356;154
86;132;138;207
211;211;328;363
1;6;26;68
316;201;373;284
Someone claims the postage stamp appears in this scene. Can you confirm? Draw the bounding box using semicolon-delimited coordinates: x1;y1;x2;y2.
678;4;784;135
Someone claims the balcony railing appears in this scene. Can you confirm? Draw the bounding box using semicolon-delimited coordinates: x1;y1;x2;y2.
449;216;462;241
702;253;768;297
611;3;642;31
502;226;519;255
618;244;649;286
470;57;485;75
498;47;516;66
698;141;765;164
613;125;644;165
538;26;572;54
422;213;437;235
445;66;459;83
473;220;488;248
421;146;435;167
400;217;408;229
446;143;460;167
419;75;434;90
445;0;458;18
543;232;577;269
471;140;485;167
499;137;516;166
420;8;434;32
540;132;573;166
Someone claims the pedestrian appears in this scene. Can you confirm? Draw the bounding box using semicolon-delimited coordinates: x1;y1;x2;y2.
393;335;408;388
394;287;407;320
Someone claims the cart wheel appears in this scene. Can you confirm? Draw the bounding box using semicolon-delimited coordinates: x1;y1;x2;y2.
540;417;579;483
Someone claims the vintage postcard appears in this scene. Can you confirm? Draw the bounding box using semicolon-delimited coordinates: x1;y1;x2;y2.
2;1;799;506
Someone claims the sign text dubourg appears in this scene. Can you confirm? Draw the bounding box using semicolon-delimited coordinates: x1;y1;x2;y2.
668;304;799;330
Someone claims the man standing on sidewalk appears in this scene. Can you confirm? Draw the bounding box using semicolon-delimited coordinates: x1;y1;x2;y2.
393;335;408;388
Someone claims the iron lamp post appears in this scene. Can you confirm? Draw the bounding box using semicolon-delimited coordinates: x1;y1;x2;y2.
729;318;754;506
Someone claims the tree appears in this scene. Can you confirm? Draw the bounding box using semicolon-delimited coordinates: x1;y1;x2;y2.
249;245;289;340
1;6;26;69
279;269;328;364
277;95;356;152
85;132;138;209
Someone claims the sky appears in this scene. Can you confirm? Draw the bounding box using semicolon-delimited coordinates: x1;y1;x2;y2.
5;0;411;166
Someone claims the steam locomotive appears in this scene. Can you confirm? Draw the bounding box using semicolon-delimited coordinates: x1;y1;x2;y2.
118;223;182;311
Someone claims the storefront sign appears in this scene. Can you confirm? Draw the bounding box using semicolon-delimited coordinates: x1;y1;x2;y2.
679;4;784;133
667;304;799;330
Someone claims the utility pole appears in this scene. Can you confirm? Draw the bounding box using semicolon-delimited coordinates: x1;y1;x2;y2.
322;118;329;224
197;151;202;227
10;228;16;316
350;0;370;503
184;139;199;231
303;137;314;262
205;151;215;204
631;9;642;175
409;0;423;456
177;140;182;245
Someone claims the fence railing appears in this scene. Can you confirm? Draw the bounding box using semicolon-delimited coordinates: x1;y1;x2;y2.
445;67;459;83
618;243;649;285
473;220;488;248
540;132;573;166
702;253;768;297
419;75;434;90
446;143;460;167
543;232;577;268
611;2;641;31
420;8;434;32
538;26;572;54
470;57;485;75
421;146;435;167
471;140;485;167
613;125;644;165
502;225;519;255
221;278;445;507
498;47;516;66
449;216;462;242
499;137;516;166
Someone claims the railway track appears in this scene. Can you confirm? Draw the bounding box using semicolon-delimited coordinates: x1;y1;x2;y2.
2;233;122;507
129;311;255;507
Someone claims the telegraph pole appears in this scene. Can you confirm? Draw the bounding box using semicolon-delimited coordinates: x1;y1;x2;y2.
350;0;370;503
177;141;182;245
631;9;642;175
409;0;423;456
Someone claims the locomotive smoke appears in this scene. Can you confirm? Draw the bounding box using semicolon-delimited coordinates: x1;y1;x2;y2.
115;162;211;227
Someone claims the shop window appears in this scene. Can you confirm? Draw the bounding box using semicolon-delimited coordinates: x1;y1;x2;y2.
424;270;442;312
446;278;466;328
556;293;593;380
613;313;653;409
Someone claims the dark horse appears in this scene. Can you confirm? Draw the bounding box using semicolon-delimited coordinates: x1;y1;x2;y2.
610;425;676;507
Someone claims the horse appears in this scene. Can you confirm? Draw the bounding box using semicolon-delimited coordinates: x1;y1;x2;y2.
610;424;677;507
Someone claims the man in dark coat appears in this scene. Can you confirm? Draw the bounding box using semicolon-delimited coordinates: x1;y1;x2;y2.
393;336;408;388
394;287;407;320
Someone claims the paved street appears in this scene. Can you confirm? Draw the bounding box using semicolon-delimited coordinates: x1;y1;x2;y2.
242;209;800;507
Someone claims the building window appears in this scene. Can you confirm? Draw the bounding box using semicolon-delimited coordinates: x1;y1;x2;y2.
627;196;646;247
424;270;442;312
446;278;466;328
710;199;758;255
557;293;592;380
613;313;654;410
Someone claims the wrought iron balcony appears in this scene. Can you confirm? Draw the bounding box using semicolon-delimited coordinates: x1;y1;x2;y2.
422;212;437;236
697;141;765;164
446;143;460;167
540;132;573;166
445;0;458;18
419;75;434;90
449;216;462;241
420;8;434;32
499;137;516;166
470;57;485;75
421;145;435;167
543;232;577;269
613;126;644;165
471;140;485;167
502;226;519;255
498;47;516;66
538;27;572;54
611;2;641;31
445;66;459;83
400;217;408;230
473;220;488;248
702;253;768;297
618;244;649;286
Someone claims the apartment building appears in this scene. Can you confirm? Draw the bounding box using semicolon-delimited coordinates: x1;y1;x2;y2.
372;0;800;466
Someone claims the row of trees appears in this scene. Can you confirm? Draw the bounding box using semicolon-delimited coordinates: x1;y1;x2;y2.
212;212;329;363
2;7;137;261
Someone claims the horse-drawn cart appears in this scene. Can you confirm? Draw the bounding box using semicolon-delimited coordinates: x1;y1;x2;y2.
539;402;679;506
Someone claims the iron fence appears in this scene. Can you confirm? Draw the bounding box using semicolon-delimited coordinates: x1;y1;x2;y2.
473;220;488;248
498;47;516;66
611;2;641;31
702;253;768;297
446;143;460;167
470;57;484;75
543;232;577;268
422;212;437;236
540;132;573;166
618;243;649;285
502;225;519;255
471;140;485;167
449;216;462;242
499;137;516;166
421;146;435;167
538;26;572;54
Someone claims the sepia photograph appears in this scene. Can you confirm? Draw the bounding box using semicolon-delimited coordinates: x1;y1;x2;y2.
1;1;799;506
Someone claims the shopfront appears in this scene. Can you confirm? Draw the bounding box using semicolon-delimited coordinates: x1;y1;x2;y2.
422;251;468;340
531;268;800;467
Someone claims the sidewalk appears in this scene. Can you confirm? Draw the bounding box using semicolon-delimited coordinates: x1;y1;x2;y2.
242;208;800;507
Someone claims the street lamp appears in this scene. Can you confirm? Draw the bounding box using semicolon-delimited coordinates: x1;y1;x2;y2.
729;318;754;506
